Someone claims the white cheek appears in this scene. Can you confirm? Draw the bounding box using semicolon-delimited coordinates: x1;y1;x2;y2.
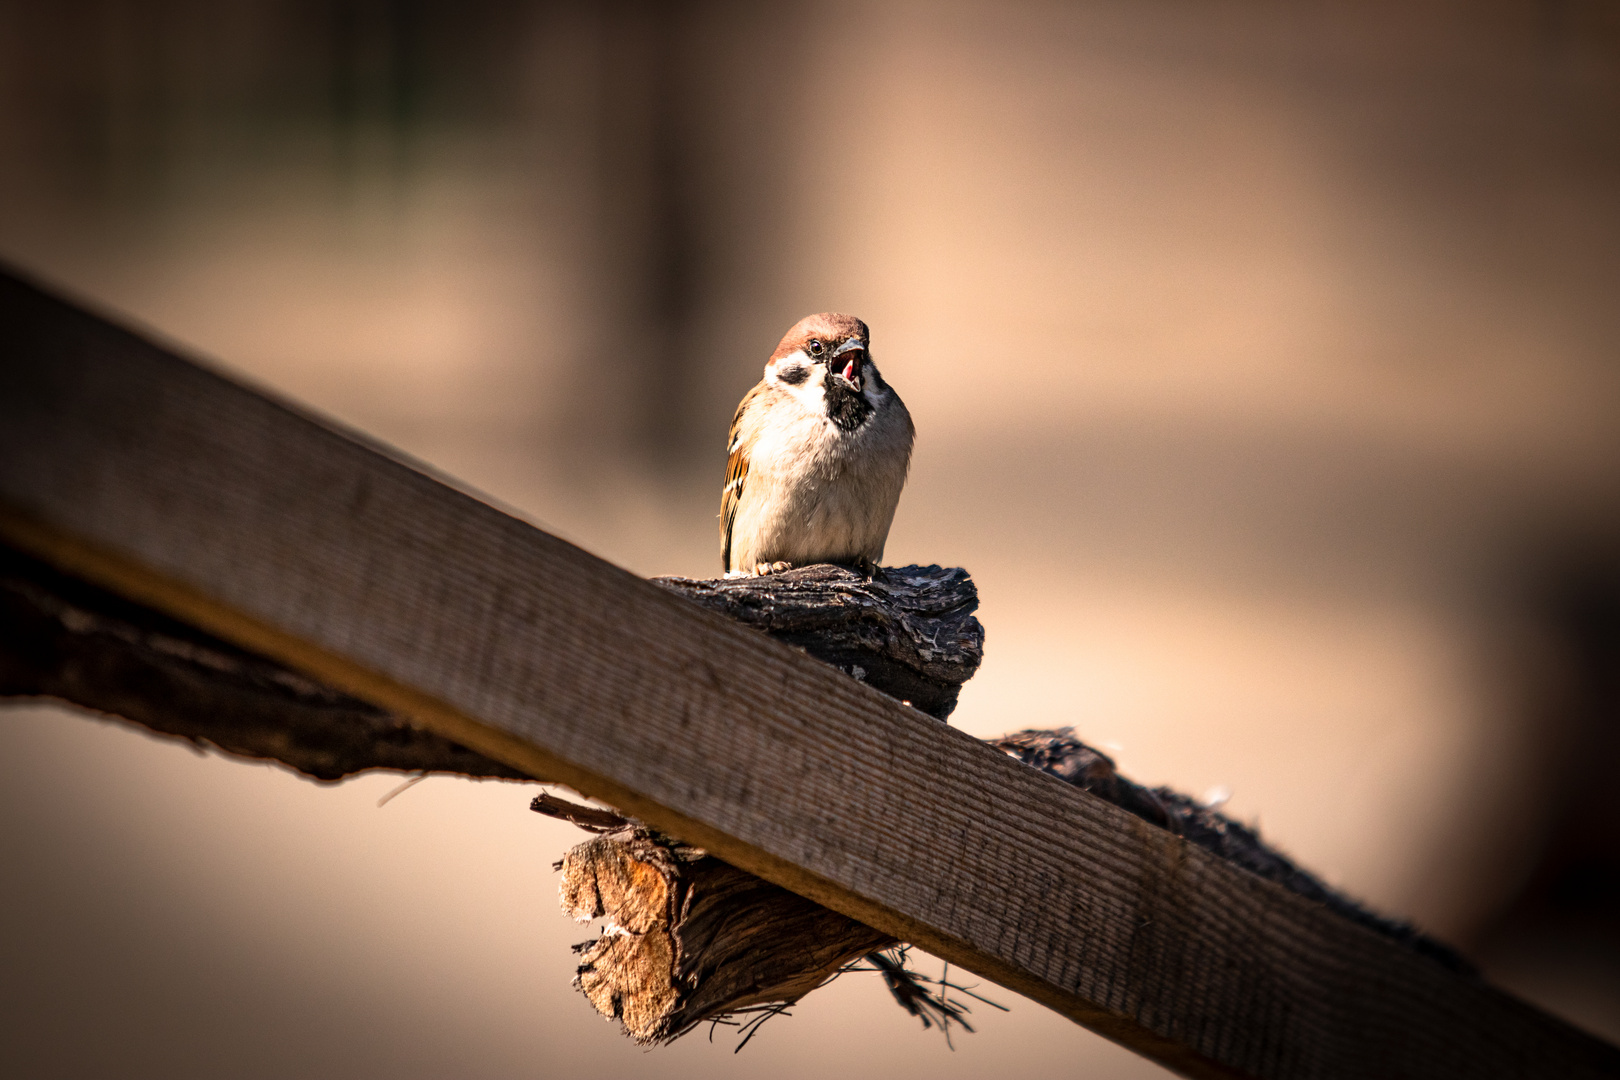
766;352;830;412
791;370;829;412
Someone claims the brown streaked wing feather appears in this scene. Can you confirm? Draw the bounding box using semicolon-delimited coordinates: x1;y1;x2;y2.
720;445;747;572
720;384;763;572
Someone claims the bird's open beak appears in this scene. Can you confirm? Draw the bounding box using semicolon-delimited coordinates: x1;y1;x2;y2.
832;339;865;391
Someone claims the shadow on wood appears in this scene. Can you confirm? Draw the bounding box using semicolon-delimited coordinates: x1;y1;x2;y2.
0;543;529;780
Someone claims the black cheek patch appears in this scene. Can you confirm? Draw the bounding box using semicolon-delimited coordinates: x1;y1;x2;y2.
825;382;875;431
777;363;809;386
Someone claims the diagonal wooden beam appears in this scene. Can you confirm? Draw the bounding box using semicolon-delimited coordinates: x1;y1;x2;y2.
2;265;1616;1080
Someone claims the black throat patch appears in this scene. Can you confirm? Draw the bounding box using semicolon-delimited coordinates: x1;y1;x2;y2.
824;378;874;431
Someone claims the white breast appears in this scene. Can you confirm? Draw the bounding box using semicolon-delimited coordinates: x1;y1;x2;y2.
729;373;913;572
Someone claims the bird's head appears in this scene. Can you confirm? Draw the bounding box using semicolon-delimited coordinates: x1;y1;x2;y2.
764;313;881;428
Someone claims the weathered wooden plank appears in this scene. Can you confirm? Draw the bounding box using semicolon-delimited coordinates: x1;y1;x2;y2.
1;266;1615;1079
6;530;1475;1047
0;541;978;781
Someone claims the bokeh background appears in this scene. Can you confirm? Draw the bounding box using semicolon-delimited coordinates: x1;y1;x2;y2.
3;1;1620;1076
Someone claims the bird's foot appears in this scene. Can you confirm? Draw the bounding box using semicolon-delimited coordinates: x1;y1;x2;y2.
752;560;795;575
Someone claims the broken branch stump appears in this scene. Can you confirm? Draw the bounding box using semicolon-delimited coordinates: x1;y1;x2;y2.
549;801;895;1043
540;791;994;1045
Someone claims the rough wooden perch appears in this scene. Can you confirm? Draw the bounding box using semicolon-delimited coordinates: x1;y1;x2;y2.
2;533;1461;1044
8;265;1618;1079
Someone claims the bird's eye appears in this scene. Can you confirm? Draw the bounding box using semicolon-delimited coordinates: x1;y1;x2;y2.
808;339;823;355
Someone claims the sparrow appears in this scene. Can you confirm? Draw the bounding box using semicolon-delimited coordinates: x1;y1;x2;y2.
721;313;914;575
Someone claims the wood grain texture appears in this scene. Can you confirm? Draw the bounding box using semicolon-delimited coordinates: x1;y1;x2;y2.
552;811;896;1043
2;266;1617;1079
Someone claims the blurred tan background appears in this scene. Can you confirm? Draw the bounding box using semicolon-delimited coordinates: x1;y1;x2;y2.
3;1;1620;1076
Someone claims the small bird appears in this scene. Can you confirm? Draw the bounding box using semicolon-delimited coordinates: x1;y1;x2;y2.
721;313;914;575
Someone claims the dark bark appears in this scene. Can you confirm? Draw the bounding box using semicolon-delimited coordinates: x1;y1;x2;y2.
0;543;528;781
652;563;983;720
990;727;1473;974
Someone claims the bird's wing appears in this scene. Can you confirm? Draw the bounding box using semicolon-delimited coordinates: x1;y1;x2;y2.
720;384;762;572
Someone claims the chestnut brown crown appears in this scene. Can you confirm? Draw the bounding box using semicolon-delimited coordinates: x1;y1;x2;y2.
769;313;870;362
